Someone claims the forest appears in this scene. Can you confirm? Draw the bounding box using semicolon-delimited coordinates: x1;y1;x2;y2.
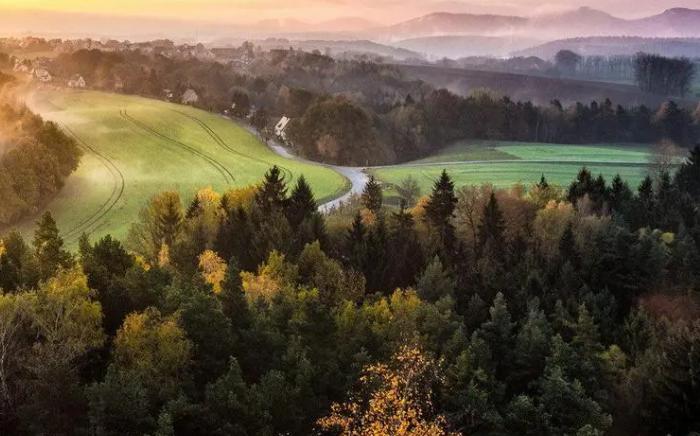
1;146;700;435
0;81;82;226
40;47;700;166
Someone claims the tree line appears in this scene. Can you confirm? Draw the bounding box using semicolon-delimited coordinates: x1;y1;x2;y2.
0;98;82;227
634;52;696;97
1;148;700;435
44;47;700;167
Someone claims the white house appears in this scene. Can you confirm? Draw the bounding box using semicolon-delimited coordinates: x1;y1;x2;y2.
67;74;86;88
181;88;199;105
33;68;52;83
275;116;291;141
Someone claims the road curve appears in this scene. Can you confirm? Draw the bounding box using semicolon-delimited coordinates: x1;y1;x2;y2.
266;142;368;213
230;118;369;213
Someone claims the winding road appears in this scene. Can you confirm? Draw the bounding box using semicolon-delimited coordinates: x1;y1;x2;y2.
266;142;369;213
232;119;370;213
231;118;676;214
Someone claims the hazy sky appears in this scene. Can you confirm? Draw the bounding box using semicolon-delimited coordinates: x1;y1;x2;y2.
2;0;700;25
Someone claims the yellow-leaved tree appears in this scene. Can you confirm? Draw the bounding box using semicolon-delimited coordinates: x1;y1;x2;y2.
198;249;227;293
317;344;457;436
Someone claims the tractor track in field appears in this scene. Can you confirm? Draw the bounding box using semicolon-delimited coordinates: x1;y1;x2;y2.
119;110;235;185
60;124;125;242
171;109;295;182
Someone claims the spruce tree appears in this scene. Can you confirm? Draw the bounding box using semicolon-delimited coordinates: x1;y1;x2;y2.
255;166;288;213
424;170;457;250
33;211;72;280
185;196;201;219
416;256;454;302
364;216;389;292
609;174;632;213
287;176;316;228
361;175;383;214
386;200;423;289
218;257;250;332
655;170;681;231
347;212;367;270
478;193;506;255
632;176;655;229
568;167;594;204
559;222;579;267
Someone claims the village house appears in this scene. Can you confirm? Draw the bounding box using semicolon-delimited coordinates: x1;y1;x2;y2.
67;74;86;88
13;60;30;74
181;88;199;105
275;116;291;142
33;68;52;83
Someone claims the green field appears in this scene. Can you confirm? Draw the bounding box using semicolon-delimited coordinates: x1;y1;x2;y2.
14;90;348;245
372;140;676;197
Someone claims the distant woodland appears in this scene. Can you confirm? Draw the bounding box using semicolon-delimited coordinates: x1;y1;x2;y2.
41;47;700;166
0;76;82;226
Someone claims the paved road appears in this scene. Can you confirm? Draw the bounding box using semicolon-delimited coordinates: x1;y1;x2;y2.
230;117;674;213
266;143;368;213
231;118;368;212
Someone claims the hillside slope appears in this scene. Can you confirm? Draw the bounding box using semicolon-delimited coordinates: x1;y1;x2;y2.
396;64;696;107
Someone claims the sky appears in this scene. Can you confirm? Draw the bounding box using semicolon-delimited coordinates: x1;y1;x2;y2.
2;0;700;25
0;0;699;40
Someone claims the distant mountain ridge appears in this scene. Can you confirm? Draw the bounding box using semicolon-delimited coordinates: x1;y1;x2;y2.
372;7;700;41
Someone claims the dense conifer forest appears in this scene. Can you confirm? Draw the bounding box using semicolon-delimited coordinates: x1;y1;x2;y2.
2;149;700;435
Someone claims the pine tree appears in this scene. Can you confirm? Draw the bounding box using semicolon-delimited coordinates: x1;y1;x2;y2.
424;170;457;250
537;174;549;190
361;175;383;214
33;211;72;280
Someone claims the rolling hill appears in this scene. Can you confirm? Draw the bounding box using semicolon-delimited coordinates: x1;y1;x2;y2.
395;64;697;107
12;90;348;246
515;36;700;59
392;35;541;59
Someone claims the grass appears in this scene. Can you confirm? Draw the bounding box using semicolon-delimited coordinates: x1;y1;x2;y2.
372;140;672;198
12;89;348;246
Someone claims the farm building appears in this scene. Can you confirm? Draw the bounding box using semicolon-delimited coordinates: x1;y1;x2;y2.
275;116;291;141
68;75;86;88
182;88;199;105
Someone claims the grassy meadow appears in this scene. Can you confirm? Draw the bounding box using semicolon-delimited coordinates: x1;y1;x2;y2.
371;140;678;200
16;89;348;245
